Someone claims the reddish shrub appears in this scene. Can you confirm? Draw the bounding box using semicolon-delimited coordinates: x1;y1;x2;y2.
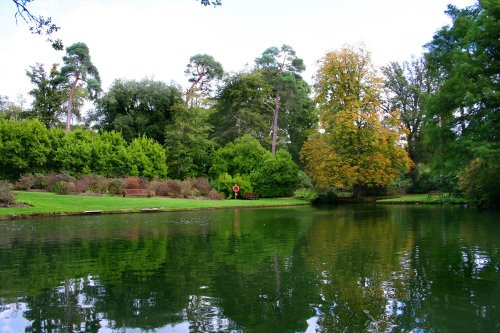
15;174;35;191
126;176;143;189
207;189;224;200
189;177;213;196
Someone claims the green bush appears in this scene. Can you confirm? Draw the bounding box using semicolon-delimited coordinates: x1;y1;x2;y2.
293;188;318;202
209;135;272;178
108;178;126;195
0;180;15;204
251;150;299;198
128;135;167;178
0;118;51;180
213;173;253;198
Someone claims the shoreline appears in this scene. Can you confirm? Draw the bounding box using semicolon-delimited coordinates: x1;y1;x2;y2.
0;191;310;220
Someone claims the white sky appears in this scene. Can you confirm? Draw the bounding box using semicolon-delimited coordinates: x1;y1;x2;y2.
1;0;476;104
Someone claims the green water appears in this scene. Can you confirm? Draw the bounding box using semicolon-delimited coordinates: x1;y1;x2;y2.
0;205;499;332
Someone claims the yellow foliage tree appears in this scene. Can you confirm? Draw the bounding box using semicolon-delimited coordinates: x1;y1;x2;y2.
301;46;412;197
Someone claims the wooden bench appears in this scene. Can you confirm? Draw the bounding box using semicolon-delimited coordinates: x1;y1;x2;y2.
242;192;259;200
122;189;153;197
427;190;444;198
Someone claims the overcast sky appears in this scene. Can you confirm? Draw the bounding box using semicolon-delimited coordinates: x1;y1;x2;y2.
1;0;476;104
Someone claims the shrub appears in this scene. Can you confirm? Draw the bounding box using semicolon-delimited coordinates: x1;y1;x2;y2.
32;173;47;190
459;158;500;209
51;180;75;195
108;178;126;195
15;174;35;191
251;150;299;198
126;176;143;189
45;173;75;193
213;173;253;198
0;181;15;204
207;189;224;200
294;188;318;202
73;177;92;193
151;179;183;197
189;177;212;196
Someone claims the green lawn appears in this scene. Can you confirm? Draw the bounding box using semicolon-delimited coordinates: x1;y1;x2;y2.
0;191;308;219
376;193;467;205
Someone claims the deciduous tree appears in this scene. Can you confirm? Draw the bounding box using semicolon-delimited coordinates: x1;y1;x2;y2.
93;79;183;144
301;46;412;197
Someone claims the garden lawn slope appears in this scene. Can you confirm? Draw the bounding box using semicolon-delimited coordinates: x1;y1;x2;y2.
0;192;308;219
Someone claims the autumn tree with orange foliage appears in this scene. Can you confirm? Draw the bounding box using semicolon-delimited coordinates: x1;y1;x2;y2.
301;46;412;198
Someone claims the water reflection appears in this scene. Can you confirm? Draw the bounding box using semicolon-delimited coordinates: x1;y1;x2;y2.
0;206;499;332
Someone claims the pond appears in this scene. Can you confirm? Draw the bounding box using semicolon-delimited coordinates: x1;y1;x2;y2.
0;205;499;332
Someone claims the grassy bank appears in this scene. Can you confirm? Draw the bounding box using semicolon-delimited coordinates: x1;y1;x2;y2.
0;191;309;219
376;193;467;205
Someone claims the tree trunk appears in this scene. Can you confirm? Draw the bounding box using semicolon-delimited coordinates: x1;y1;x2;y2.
352;184;364;199
271;92;281;156
65;75;80;132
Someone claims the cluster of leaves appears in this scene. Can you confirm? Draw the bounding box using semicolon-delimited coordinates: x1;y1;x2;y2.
210;135;300;198
0;118;167;180
422;0;500;207
302;46;412;198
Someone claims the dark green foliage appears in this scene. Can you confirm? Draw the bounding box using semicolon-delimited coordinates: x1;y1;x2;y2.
459;158;500;209
185;54;224;106
381;57;432;167
25;63;66;127
165;107;214;179
210;71;273;148
209;134;272;178
0;180;15;204
424;1;499;196
0;118;51;180
255;45;309;155
94;79;183;144
250;150;299;198
53;42;101;131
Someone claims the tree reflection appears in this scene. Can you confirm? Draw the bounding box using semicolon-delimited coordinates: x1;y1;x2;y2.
0;206;498;332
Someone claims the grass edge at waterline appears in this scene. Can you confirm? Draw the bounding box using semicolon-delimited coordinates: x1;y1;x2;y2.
376;193;467;205
0;191;309;220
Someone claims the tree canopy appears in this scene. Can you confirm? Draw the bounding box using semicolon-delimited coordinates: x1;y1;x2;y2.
301;46;411;197
52;42;101;132
423;0;499;206
93;79;183;144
